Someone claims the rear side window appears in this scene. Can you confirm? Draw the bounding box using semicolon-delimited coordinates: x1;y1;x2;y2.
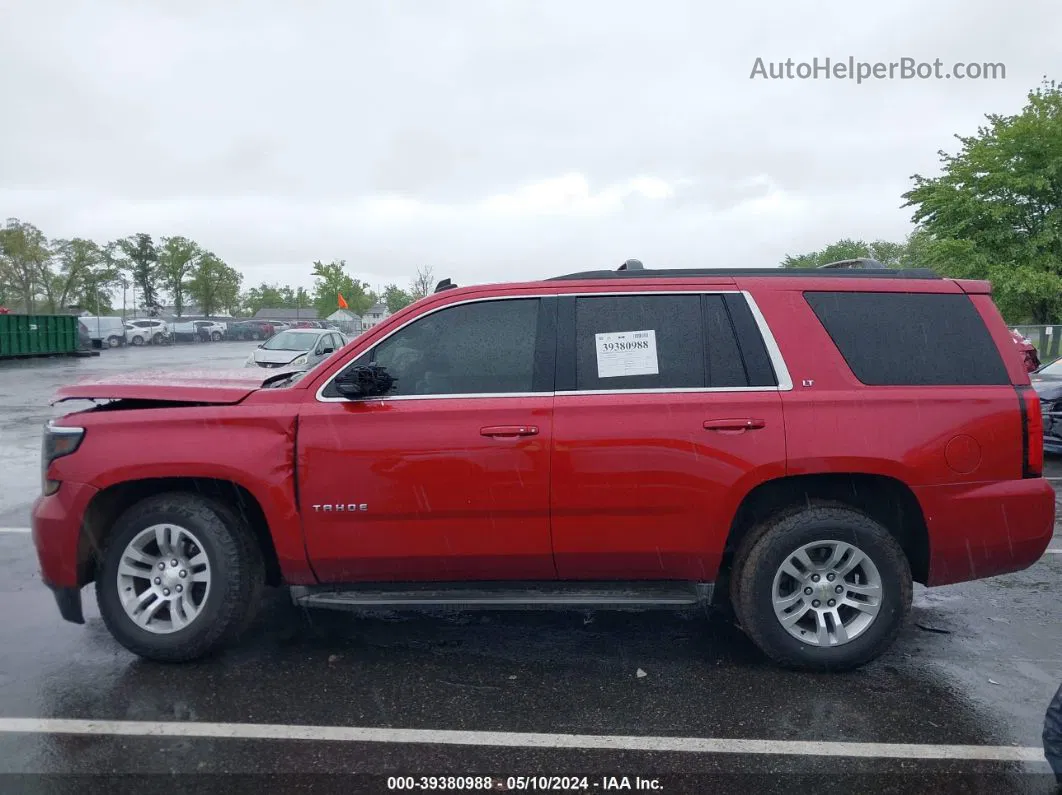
703;295;748;388
804;291;1010;385
574;295;704;390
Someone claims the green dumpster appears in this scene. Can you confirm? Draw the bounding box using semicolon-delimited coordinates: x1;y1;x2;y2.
0;314;78;359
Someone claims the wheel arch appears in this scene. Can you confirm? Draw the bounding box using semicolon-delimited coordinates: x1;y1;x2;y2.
79;477;282;588
719;472;930;591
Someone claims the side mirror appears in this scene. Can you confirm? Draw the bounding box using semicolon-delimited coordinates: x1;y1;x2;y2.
320;347;334;355
334;364;396;399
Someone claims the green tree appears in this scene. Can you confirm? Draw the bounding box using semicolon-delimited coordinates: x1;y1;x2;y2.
0;218;52;312
47;238;117;314
119;233;161;315
311;259;373;318
241;282;309;316
781;238;908;268
383;283;414;313
187;253;243;316
902;78;1062;323
157;236;202;317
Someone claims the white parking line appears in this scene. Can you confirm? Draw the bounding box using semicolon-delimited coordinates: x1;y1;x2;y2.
0;718;1048;763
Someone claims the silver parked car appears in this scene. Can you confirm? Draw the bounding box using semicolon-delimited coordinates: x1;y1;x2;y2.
244;328;345;370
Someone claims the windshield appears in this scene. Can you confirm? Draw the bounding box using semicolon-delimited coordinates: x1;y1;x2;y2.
261;330;316;351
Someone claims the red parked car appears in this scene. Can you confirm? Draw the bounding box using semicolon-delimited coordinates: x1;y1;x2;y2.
1012;329;1041;373
32;260;1054;671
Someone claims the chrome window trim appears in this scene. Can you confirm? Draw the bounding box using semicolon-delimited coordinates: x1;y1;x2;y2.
315;289;792;402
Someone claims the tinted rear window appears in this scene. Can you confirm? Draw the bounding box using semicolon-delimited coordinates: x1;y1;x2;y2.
804;292;1010;386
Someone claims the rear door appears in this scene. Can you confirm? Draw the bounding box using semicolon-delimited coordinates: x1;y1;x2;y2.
550;291;788;582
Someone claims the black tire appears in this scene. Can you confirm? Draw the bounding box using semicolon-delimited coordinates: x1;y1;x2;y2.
131;335;144;346
106;335;122;348
211;331;223;342
95;493;264;662
732;505;912;672
151;333;163;345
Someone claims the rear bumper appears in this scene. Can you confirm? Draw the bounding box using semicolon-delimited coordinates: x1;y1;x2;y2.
31;481;98;591
917;478;1055;586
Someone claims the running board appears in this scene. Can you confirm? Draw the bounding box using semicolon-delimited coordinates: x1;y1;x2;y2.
290;581;713;611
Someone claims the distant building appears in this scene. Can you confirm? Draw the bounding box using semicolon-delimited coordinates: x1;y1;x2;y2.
253;307;320;321
327;309;364;336
361;302;391;329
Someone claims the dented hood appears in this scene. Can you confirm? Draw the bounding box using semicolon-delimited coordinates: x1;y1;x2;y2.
52;368;281;404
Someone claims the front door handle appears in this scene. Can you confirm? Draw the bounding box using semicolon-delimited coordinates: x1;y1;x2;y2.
703;418;766;432
480;425;539;438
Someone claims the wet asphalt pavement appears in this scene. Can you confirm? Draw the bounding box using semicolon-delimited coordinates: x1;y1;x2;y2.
0;344;1060;794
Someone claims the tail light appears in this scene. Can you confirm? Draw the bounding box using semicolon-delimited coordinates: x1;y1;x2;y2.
1018;387;1043;478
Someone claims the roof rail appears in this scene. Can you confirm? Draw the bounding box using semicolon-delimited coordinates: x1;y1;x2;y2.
549;267;939;281
434;279;457;293
819;258;887;270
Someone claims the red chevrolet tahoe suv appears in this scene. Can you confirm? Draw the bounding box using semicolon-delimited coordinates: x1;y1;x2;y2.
31;261;1055;671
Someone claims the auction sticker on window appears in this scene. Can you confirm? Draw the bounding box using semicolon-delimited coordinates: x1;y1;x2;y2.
595;330;659;378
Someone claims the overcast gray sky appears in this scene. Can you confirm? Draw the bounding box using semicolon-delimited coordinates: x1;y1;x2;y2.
1;0;1057;291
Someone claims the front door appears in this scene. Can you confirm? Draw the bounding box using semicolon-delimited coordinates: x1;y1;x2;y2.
298;296;558;582
550;291;788;582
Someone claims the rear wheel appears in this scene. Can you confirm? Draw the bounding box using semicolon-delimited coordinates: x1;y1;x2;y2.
732;505;912;672
106;335;122;348
211;331;223;342
96;493;264;662
131;335;145;346
151;332;163;345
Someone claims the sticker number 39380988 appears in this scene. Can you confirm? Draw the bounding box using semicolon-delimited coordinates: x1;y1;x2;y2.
595;330;659;378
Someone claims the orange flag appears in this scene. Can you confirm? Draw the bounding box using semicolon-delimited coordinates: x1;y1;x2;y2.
337;293;348;309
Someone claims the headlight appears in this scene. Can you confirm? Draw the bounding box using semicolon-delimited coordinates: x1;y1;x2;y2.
289;354;308;366
41;423;84;495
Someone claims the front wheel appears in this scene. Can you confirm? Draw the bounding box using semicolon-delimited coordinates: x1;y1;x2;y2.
211;331;223;342
106;335;122;348
131;335;144;346
96;493;264;662
732;506;912;672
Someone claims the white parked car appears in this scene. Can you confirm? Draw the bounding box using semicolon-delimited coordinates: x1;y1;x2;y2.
124;319;170;345
81;316;127;348
245;328;344;370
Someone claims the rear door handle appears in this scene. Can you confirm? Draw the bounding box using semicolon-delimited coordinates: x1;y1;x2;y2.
480;425;539;438
703;418;765;431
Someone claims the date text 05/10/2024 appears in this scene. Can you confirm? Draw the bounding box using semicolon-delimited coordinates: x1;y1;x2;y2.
386;776;663;791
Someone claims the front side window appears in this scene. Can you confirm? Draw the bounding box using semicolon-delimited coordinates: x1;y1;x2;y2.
325;298;540;398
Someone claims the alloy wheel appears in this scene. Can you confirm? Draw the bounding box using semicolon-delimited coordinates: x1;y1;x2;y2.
771;540;883;647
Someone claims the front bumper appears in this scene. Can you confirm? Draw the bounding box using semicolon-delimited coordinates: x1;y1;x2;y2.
32;479;99;585
49;585;85;624
32;481;98;625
